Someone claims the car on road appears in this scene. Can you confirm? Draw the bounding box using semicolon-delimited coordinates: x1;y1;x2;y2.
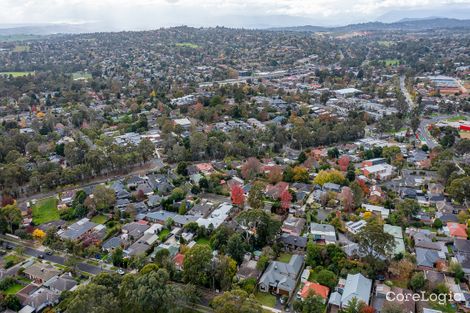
117;269;125;275
46;250;53;255
38;254;44;259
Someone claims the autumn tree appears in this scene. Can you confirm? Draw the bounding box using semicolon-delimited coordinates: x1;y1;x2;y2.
338;155;350;171
340;187;354;212
280;189;292;211
389;259;415;280
313;169;346;186
292;166;309;183
231;185;245;207
267;166;283;184
241;157;261;180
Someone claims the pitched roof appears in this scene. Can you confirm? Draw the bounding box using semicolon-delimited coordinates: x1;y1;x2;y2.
299;282;329;300
341;273;372;307
258;254;304;293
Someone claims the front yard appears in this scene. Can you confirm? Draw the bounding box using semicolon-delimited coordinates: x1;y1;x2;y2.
254;292;277;308
32;197;60;225
277;253;293;263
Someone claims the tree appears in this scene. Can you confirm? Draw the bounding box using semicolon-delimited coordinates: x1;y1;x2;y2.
61;283;120;313
211;289;262;313
356;219;396;262
32;228;46;240
313;170;346;186
267;166;283;184
120;269;180;313
226;233;247;264
350;181;364;209
292;166;309;183
4;294;21;311
409;272;426;291
231;185;245;207
327;148;339;159
0;205;22;234
112;247;124;267
214;255;237;291
338;155;350;171
248;181;265;210
237;209;281;247
293;294;325;313
280;189;292;211
433;218;443;229
241;157;261;180
88;185;116;213
137;138;155;163
382;303;405;313
447;177;470;205
389;259;415;280
183;244;212;286
341;297;366;313
340;187;354;212
317;269;337;289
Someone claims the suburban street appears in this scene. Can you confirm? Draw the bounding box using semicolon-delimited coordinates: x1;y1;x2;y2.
1;236;108;275
399;75;416;110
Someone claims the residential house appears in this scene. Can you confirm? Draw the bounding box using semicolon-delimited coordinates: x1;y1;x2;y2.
281;216;306;237
346;220;367;234
58;218;98;241
329;273;372;309
196;202;232;229
258;254;305;296
279;234;308;252
416;248;446;270
363;204;390;219
24;263;60;285
383;224;406;256
237;254;261;280
445;222;467;239
310;223;336;244
297;282;330;303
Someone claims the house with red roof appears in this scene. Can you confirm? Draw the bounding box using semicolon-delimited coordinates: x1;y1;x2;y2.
195;163;215;175
445;222;467;239
173;253;185;271
265;182;289;199
297;282;330;302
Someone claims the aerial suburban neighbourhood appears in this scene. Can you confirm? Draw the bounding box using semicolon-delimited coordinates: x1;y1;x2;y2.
0;4;469;313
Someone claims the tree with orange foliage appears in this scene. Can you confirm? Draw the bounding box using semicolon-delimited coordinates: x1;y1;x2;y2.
361;305;375;313
241;157;261;180
338;155;350;171
280;189;292;211
33;229;46;240
231;185;245;207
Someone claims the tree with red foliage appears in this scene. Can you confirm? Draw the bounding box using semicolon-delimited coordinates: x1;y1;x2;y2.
241;157;261;180
280;189;292;211
1;194;14;207
357;179;370;195
231;185;245;207
338;155;350;171
360;305;375;313
267;165;283;184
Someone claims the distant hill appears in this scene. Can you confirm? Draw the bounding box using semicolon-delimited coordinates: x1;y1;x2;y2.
268;18;470;32
0;23;96;36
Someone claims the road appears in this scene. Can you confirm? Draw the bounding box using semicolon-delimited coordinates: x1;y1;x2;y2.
1;237;107;275
399;75;416;111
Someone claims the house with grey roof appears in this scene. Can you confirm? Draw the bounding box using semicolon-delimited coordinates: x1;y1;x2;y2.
58;218;98;241
416;247;446;269
102;236;124;252
258;254;304;296
310;223;336;244
279;234;308;252
329;273;372;308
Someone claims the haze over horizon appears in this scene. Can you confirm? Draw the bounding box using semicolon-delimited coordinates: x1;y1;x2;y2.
1;0;470;31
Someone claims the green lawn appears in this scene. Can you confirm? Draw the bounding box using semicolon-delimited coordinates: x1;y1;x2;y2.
384;59;400;66
195;237;210;245
0;71;35;77
5;283;23;294
91;215;108;224
159;229;170;241
447;115;467;122
254;292;277;307
32;197;60;225
3;254;23;268
277;253;293;263
72;71;92;81
176;42;200;48
13;45;30;52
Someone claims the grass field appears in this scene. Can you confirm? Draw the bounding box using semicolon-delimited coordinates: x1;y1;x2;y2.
32;197;60;225
254;292;277;307
176;42;200;48
5;283;23;295
277;252;293;263
195;237;210;246
0;71;35;77
159;229;170;241
384;59;400;66
13;45;30;52
72;71;92;81
91;215;108;224
377;40;394;47
447;115;467;122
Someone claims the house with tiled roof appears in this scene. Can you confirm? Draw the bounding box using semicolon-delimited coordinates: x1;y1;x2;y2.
445;222;467;239
298;282;330;302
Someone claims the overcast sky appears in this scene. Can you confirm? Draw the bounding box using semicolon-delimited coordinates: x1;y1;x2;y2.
1;0;470;29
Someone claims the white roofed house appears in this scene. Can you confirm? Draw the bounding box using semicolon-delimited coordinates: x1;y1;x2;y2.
173;118;192;129
310;223;337;244
258;254;305;297
196;202;232;229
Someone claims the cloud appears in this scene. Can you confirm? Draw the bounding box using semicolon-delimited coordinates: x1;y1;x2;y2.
0;0;469;27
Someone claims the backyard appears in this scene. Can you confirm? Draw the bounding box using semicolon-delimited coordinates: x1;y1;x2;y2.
277;252;293;263
32;197;60;225
254;292;277;308
91;215;108;224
